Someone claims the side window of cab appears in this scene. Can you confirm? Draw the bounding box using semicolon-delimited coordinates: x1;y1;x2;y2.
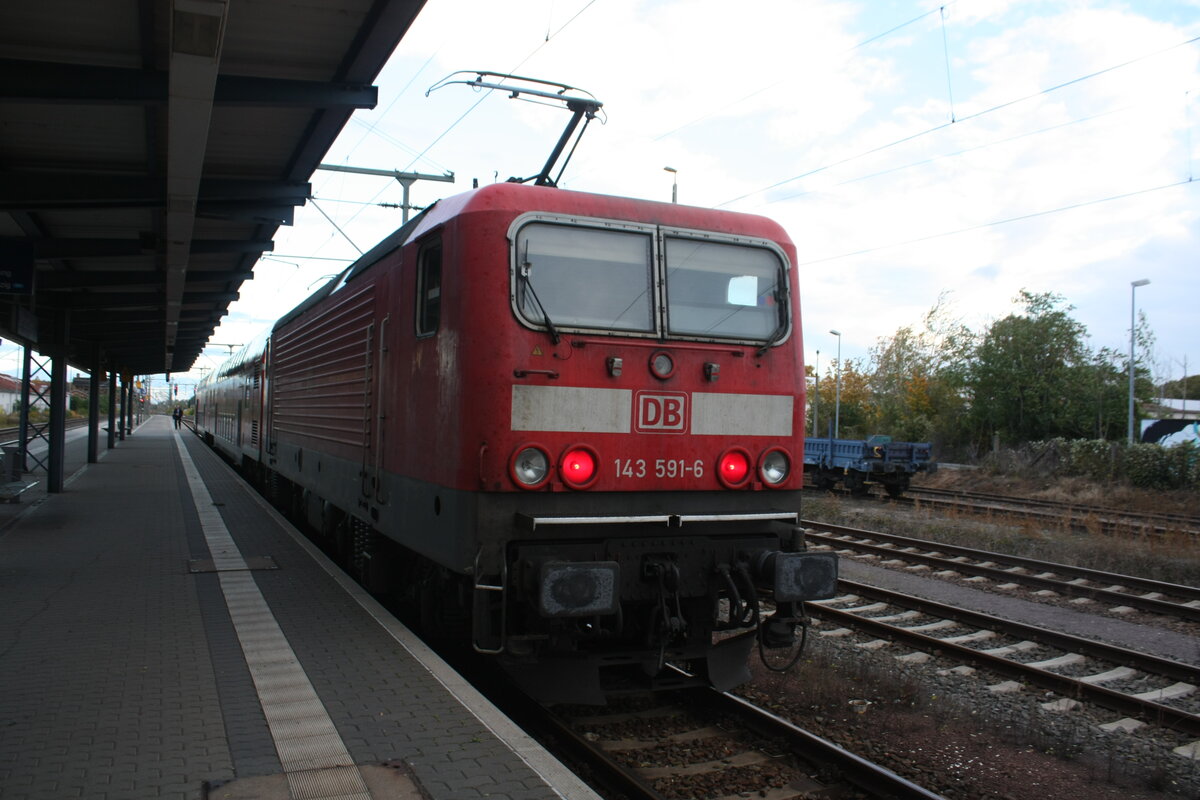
416;238;442;337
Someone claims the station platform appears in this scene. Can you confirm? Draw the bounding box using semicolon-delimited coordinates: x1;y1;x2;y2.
0;415;599;800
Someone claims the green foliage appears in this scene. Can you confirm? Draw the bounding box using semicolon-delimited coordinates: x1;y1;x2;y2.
822;288;1162;457
1122;443;1167;488
968;290;1095;445
1161;374;1200;400
1121;442;1199;489
807;357;875;438
867;293;973;451
985;438;1198;489
866;290;1157;456
1065;438;1121;481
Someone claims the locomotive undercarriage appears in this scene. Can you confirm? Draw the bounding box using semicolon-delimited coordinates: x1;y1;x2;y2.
468;514;838;704
486;531;782;703
247;452;837;704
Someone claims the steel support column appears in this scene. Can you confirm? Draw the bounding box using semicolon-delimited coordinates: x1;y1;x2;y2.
21;350;53;475
47;351;66;493
46;312;69;493
118;378;126;441
107;371;116;449
17;346;31;472
87;347;100;464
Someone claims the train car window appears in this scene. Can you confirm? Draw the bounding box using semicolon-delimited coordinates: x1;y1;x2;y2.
515;224;654;333
663;238;784;341
416;238;442;336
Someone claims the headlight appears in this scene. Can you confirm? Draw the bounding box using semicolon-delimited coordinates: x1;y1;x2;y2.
759;448;790;486
649;351;675;380
510;445;550;489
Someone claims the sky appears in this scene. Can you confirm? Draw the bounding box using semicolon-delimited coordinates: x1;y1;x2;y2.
27;0;1199;399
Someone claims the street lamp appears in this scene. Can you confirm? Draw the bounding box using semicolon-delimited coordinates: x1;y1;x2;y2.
663;166;677;203
1128;279;1150;444
829;329;842;439
812;349;819;437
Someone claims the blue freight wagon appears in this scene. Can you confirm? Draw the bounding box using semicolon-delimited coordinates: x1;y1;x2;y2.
804;435;935;497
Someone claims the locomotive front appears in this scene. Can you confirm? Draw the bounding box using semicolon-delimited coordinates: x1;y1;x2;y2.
450;185;837;701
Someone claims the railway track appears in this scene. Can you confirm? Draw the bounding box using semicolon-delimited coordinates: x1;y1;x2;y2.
802;521;1200;623
439;642;947;800
0;417;91;445
537;685;948;800
899;486;1200;538
809;580;1200;738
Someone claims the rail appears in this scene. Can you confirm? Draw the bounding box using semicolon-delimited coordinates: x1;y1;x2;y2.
802;521;1200;622
898;486;1200;538
809;580;1200;736
0;417;91;446
534;684;948;800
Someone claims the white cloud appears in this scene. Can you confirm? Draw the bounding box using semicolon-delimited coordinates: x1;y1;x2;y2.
176;0;1199;393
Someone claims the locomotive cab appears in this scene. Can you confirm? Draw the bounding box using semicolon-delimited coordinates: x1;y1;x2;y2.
447;186;838;700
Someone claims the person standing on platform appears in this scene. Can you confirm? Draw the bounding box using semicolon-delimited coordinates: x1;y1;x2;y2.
173;406;182;429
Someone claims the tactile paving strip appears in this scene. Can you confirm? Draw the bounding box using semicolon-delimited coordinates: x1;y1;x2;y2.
174;433;371;800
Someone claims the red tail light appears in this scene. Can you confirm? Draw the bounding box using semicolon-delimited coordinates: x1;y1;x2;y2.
560;446;598;488
717;448;751;488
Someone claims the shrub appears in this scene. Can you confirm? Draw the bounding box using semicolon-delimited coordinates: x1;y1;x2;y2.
984;438;1197;490
1064;438;1119;481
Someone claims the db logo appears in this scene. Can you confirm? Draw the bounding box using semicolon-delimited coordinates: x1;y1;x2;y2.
635;391;688;433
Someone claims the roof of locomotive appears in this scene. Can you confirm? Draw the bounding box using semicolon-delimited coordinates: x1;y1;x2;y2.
413;182;795;246
272;182;796;333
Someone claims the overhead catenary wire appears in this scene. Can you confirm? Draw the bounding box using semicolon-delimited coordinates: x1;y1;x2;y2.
939;5;956;123
346;115;453;175
795;177;1197;267
764;100;1148;206
399;1;600;175
652;3;953;143
344;50;442;163
307;197;363;255
718;31;1200;209
301;4;587;237
260;254;355;263
313;52;447;241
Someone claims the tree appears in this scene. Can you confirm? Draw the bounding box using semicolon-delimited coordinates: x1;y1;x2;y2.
1162;374;1200;401
967;290;1103;447
869;294;973;449
1082;346;1130;441
808;358;875;439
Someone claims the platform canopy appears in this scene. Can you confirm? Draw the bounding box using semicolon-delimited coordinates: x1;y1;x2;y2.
0;0;427;376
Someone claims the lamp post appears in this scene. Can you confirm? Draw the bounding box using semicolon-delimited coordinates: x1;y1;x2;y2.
812;349;819;436
663;166;677;203
829;329;842;439
1128;279;1150;444
1181;356;1189;418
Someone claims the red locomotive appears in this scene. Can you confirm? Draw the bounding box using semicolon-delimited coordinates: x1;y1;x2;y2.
196;181;837;703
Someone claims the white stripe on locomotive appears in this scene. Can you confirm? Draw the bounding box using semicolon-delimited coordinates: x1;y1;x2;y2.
510;385;792;437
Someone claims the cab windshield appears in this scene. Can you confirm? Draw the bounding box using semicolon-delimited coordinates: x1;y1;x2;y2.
516;224;654;333
664;238;782;340
513;221;787;344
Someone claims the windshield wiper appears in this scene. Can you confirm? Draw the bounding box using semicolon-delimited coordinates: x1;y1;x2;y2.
755;286;788;356
521;244;561;345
